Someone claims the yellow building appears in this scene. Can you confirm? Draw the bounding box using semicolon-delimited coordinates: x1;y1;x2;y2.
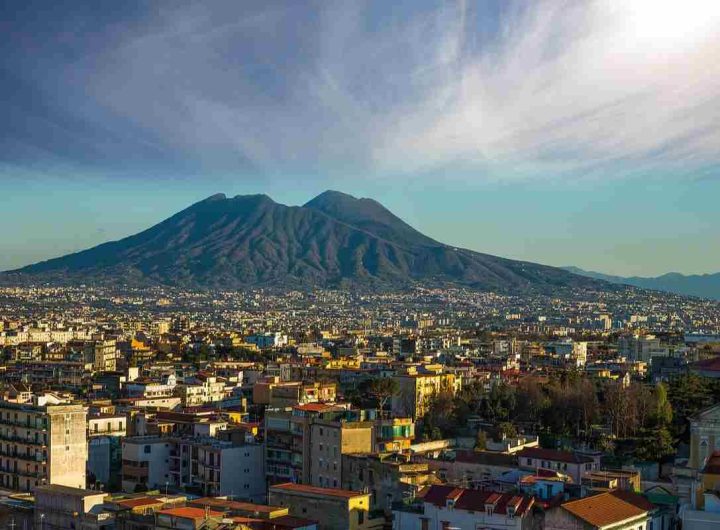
391;366;459;420
269;483;383;530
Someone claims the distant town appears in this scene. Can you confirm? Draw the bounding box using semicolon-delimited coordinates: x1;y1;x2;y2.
0;283;717;529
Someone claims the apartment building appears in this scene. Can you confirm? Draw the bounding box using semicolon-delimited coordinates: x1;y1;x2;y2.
84;339;118;372
0;395;87;492
87;413;126;489
309;418;373;489
392;366;459;420
253;378;337;408
121;437;171;493
122;436;265;501
175;375;226;407
518;447;599;483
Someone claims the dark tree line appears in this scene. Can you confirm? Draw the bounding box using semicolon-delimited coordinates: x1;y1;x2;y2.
418;372;696;462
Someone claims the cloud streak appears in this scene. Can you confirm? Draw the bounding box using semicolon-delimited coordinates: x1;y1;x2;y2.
3;0;720;181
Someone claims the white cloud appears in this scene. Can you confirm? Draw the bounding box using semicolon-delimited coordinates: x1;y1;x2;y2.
55;0;720;180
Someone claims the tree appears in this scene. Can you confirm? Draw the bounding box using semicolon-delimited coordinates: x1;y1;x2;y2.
497;422;518;440
667;374;718;439
367;378;400;418
482;381;516;422
422;390;456;438
636;426;674;461
476;430;488;450
652;383;673;427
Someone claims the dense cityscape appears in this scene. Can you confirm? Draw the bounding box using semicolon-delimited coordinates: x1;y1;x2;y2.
0;283;718;529
4;1;720;529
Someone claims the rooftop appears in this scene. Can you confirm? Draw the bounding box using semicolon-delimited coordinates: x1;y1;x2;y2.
519;447;593;464
157;506;224;519
561;491;649;527
419;485;533;516
270;482;367;500
34;485;105;498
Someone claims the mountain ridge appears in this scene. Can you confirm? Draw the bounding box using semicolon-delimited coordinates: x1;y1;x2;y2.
563;266;720;300
4;191;613;294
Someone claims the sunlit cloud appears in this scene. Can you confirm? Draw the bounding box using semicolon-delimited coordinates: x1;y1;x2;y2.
4;0;720;181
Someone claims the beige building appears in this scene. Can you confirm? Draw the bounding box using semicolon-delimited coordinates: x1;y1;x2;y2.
674;403;720;505
0;395;87;492
269;483;381;530
689;404;720;471
253;378;337;408
309;418;373;489
84;339;118;372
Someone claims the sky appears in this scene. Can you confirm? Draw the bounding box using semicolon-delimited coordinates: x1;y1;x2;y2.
1;0;720;276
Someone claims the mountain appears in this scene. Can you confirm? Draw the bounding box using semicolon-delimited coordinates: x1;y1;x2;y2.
563;266;720;300
5;191;612;293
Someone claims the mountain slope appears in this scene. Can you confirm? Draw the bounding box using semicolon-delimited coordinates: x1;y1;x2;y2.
563;266;720;300
6;192;611;293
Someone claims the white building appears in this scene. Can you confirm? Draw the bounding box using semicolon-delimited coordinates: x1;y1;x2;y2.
393;485;534;530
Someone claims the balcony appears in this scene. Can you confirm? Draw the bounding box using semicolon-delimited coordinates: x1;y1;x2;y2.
0;433;45;446
0;419;47;431
0;450;45;463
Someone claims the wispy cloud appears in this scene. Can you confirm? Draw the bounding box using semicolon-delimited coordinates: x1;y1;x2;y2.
5;0;720;181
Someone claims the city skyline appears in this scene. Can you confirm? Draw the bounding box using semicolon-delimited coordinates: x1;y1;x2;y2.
2;0;720;276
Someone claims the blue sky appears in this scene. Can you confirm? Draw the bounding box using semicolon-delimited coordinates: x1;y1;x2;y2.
2;0;719;276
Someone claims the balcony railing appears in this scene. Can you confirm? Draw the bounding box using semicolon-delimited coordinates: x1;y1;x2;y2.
0;419;47;430
0;433;46;446
0;450;45;463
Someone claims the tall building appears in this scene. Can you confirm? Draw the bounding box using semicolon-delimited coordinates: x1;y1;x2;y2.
0;395;87;492
84;339;118;372
391;366;459;420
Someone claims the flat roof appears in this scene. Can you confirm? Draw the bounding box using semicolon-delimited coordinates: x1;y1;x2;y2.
270;483;367;500
35;485;105;498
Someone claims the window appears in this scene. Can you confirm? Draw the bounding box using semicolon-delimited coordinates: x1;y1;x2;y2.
144;445;151;454
526;458;532;465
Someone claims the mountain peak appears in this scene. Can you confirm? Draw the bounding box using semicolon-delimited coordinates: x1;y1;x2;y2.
8;191;609;294
305;190;439;248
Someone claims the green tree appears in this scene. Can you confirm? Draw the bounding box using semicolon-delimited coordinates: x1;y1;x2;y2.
367;378;400;417
636;426;674;462
652;383;673;427
497;422;518;440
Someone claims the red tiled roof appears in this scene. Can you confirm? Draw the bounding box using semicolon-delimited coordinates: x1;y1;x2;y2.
116;497;164;509
157;507;224;519
421;485;534;516
561;492;647;526
191;497;283;513
270;482;366;499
